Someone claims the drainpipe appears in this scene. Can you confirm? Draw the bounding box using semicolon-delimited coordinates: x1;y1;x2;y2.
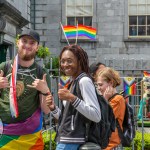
33;0;35;29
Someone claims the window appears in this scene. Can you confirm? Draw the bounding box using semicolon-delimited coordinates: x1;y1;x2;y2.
128;0;150;37
66;0;93;26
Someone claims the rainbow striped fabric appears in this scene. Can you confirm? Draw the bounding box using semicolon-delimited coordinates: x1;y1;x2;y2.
143;71;150;77
60;76;71;89
0;108;44;150
10;54;19;118
63;24;97;40
123;77;136;95
123;82;136;95
0;131;44;150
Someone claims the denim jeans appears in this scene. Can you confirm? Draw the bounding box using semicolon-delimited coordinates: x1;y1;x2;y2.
56;143;81;150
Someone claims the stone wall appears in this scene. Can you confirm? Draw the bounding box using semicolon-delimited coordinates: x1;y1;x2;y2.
30;0;150;74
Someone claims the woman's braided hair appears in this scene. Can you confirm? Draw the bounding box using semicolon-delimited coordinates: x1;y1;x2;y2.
59;44;90;75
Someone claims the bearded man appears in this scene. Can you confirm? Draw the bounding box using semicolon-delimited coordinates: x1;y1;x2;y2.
0;29;51;150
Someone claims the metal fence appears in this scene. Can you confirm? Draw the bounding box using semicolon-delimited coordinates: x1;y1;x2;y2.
42;58;150;150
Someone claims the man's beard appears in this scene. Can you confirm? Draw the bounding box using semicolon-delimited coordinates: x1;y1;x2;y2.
18;50;36;61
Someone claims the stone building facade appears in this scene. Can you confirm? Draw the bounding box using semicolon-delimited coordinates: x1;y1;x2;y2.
1;0;150;76
0;0;30;62
30;0;150;77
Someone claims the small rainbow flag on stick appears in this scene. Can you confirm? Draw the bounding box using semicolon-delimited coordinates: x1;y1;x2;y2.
59;76;71;89
63;24;97;40
143;71;150;77
123;77;136;95
63;25;77;38
124;82;136;95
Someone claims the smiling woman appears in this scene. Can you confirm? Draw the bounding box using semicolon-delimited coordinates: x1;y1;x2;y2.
59;44;89;79
45;44;101;150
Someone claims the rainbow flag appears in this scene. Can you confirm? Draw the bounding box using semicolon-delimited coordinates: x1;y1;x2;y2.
123;77;136;95
60;76;71;89
78;24;97;39
0;131;44;150
143;71;150;77
63;24;97;40
63;25;77;38
123;81;136;95
0;109;44;149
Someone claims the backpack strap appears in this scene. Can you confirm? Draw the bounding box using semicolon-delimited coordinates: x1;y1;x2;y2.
116;119;124;139
35;63;43;79
110;93;126;143
34;63;48;129
4;61;12;77
73;72;95;142
108;93;120;102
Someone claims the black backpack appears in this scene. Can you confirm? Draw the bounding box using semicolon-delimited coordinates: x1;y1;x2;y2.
109;93;136;147
115;94;136;147
74;73;116;149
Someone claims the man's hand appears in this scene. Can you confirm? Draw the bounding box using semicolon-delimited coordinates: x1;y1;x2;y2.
0;70;10;89
46;94;56;111
27;74;50;94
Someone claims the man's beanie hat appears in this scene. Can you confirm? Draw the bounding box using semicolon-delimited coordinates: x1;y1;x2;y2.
19;29;40;43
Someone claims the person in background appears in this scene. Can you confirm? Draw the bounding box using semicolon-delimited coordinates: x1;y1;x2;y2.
89;62;106;82
89;62;106;95
46;44;101;150
0;29;51;150
96;67;126;150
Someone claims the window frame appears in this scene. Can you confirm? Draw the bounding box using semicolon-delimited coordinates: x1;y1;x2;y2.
61;0;97;42
128;0;150;38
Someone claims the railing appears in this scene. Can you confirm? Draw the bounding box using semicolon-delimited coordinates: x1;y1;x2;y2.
42;58;150;150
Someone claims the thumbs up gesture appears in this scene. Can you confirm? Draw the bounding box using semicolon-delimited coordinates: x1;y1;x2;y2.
27;73;50;94
0;70;10;89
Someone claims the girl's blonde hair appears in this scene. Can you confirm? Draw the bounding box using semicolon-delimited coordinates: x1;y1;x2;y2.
97;67;121;87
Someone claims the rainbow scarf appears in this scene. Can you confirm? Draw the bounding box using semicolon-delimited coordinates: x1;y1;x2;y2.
9;55;19;118
63;24;97;40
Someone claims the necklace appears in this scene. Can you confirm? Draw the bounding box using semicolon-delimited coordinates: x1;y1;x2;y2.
18;65;36;80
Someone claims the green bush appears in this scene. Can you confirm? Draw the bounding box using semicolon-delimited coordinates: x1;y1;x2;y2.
125;131;150;150
44;57;59;76
42;130;56;150
37;46;50;59
137;121;150;127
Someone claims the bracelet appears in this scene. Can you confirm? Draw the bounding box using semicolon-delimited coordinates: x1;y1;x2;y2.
40;91;51;96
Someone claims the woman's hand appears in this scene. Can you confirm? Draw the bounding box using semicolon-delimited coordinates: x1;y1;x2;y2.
104;86;115;100
58;88;77;103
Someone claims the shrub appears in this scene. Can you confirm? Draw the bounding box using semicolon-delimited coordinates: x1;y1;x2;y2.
36;46;50;59
44;57;59;77
42;130;56;150
137;121;150;127
125;131;150;150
